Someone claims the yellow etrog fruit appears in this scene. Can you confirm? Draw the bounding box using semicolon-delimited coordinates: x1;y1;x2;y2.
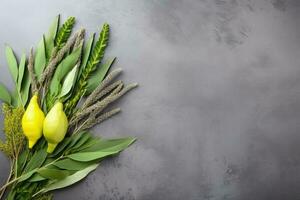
22;95;45;149
43;101;68;153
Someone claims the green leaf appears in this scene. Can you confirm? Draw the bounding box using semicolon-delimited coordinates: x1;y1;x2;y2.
67;131;86;149
68;137;135;162
86;57;116;94
45;15;60;60
0;83;11;104
50;45;82;95
67;151;118;162
77;34;95;81
40;163;98;194
17;146;29;176
24;148;47;173
53;158;96;171
74;137;101;152
11;89;19;107
28;173;47;182
55;16;75;50
52;132;86;156
37;168;69;180
34;36;47;80
20;70;31;106
50;137;72;157
18;170;37;182
17;53;26;91
83;137;136;152
69;132;92;151
5;45;18;83
58;64;78;98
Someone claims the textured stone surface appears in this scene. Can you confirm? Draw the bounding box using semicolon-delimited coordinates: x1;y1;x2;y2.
0;0;300;199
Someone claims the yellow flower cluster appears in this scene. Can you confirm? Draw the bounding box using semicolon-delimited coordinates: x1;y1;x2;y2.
0;104;25;158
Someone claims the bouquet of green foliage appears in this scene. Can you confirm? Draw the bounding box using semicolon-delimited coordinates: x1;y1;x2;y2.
0;15;138;200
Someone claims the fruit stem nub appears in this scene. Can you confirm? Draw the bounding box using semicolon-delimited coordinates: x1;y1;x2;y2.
47;143;58;153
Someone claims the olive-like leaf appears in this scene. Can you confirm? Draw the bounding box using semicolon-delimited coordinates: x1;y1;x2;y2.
18;170;37;182
11;89;19;107
77;34;95;81
20;70;31;106
28;173;47;182
58;64;78;98
23;148;47;173
51;132;90;158
50;137;72;157
67;151;118;162
82;137;136;153
70;133;92;151
50;132;89;157
5;45;18;83
73;137;101;152
40;163;99;194
50;45;82;95
17;53;26;91
53;158;96;171
86;57;116;94
37;168;69;180
17;146;29;176
68;137;136;162
45;15;60;60
67;131;86;150
0;83;11;104
34;36;47;80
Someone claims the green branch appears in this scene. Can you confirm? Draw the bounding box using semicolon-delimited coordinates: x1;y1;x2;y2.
55;17;75;50
64;23;109;116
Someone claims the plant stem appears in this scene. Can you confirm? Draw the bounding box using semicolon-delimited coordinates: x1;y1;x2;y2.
32;188;45;198
0;160;14;200
16;89;24;108
0;175;20;193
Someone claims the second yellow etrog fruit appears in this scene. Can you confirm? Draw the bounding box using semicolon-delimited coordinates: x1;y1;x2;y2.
43;101;68;153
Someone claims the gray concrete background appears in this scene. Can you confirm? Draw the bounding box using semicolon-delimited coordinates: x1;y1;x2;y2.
0;0;300;199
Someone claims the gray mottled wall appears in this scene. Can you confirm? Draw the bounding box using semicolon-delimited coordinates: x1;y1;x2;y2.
0;0;300;199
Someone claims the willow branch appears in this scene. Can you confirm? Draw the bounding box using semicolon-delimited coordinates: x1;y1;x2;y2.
39;29;85;86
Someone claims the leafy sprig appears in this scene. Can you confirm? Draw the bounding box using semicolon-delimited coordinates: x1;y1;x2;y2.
55;17;75;50
0;47;31;107
64;23;110;116
81;23;110;88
